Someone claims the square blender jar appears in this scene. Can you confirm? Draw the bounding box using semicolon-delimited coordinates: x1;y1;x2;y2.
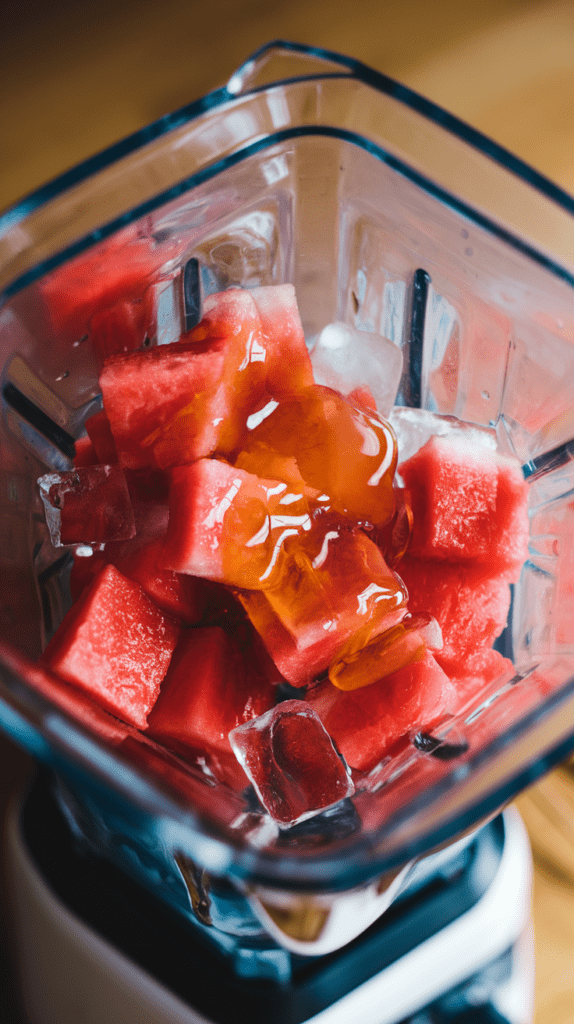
1;40;574;967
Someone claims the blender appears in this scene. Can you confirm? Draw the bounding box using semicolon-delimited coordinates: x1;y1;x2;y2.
1;38;574;1023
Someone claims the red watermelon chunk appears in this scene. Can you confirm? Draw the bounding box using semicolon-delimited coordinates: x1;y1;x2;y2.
398;555;511;673
307;651;455;772
400;435;496;561
0;641;134;746
157;287;269;461
36;229;165;353
69;489;170;601
249;284;314;397
116;538;212;623
88;291;157;365
238;522;408;686
399;435;528;571
145;626;275;757
85;408;118;464
161;459;312;590
42;564;179;728
73;435;99;468
229;699;354;827
99;335;227;469
448;646;516;703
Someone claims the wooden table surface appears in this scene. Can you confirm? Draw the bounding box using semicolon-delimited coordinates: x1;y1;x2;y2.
2;1;574;1021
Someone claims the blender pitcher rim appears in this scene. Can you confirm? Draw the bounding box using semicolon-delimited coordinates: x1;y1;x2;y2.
2;38;574;297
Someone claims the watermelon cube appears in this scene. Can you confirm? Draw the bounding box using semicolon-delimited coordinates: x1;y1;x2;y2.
249;284;314;397
36;227;162;331
146;626;275;757
161;458;312;590
0;642;134;747
164;286;270;455
99;335;228;469
229;700;354;827
72;435;99;468
116;538;213;623
238;523;408;686
36;229;165;356
88;291;157;365
307;651;455;772
397;556;511;672
42;564;179;728
399;435;528;571
38;466;135;547
85;408;118;464
448;646;516;703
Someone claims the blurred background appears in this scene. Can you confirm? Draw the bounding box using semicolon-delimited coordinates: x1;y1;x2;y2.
2;1;574;1021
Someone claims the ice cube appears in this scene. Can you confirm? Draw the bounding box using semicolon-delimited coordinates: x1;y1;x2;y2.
229;700;354;828
310;322;403;416
390;407;498;467
38;465;136;546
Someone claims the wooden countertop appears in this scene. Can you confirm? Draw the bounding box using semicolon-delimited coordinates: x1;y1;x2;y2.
2;2;574;1021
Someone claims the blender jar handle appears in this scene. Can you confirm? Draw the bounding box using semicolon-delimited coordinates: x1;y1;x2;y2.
225;39;356;97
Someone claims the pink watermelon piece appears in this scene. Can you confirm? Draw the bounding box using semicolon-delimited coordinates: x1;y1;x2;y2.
307;651;455;772
0;640;133;746
43;564;179;728
448;646;516;703
100;289;278;470
146;626;275;757
88;291;157;366
397;555;511;672
116;538;212;623
162;287;270;461
85;409;118;464
36;229;164;353
73;435;98;468
99;335;228;470
161;458;311;590
238;522;408;686
399;435;528;571
249;284;314;397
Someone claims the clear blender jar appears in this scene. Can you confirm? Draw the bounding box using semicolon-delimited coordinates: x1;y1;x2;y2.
0;39;573;1012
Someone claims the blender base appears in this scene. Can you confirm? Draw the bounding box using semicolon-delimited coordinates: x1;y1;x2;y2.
4;776;534;1024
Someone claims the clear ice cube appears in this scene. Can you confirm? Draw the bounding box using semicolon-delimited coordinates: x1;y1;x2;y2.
229;700;354;828
310;322;403;416
390;407;498;466
38;465;136;547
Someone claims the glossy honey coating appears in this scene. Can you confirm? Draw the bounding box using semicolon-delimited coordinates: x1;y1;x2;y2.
234;385;398;528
